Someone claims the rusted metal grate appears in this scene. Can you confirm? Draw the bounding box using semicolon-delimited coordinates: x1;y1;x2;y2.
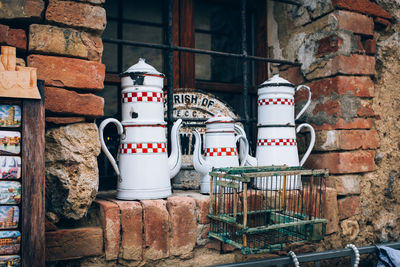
208;166;328;254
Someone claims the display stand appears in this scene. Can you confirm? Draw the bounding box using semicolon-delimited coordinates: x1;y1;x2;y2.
0;46;45;266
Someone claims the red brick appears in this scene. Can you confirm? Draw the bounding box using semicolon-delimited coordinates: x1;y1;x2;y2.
352;35;365;53
46;227;103;261
374;17;392;31
306;55;375;80
313;118;373;130
46;117;86;124
332;0;392;19
313;100;341;116
338;196;360;220
193;195;210;224
94;199;120;260
0;25;26;51
114;201;143;261
45;87;104;117
326;175;360;195
323;188;339;234
167;196;197;256
357;102;374;117
365;39;377;55
46;0;106;33
305;151;375;174
336;10;374;35
28;55;105;90
0;0;44;21
317;35;343;57
142;199;169;260
279;66;305;85
340;130;379;150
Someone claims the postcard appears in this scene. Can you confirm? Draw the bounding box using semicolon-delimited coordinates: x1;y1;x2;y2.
0;255;20;266
0;206;18;229
0;157;21;179
0;105;21;128
0;131;20;155
0;231;20;255
0;182;21;205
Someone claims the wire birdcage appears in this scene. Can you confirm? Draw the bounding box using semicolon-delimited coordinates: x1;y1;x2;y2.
208;166;328;254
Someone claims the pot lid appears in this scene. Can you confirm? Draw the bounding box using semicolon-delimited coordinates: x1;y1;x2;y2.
205;114;234;124
121;58;164;76
258;74;294;88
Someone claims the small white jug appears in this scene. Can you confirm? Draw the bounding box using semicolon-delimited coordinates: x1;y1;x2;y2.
192;115;249;194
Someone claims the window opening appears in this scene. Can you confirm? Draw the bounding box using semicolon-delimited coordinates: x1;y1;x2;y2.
99;0;301;190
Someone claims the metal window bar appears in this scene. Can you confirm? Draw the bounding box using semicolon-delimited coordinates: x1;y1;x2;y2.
103;0;301;137
209;242;400;267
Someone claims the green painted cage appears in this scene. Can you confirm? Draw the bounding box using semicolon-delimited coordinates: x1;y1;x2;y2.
208;166;328;254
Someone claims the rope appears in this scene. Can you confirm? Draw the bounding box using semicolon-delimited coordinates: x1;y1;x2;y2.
288;251;300;267
345;244;360;267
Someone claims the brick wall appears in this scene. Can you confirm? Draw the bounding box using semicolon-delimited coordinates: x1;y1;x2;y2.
276;0;393;246
0;0;105;124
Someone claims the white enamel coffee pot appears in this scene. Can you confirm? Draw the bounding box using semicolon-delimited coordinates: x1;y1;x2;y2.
99;59;183;200
120;58;165;124
235;123;315;189
258;74;311;126
192;115;249;194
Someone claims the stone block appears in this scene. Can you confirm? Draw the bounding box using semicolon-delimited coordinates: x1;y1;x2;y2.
113;200;143;261
167;196;197;256
0;0;44;21
28;54;105;90
29;24;103;61
0;24;26;51
336;10;374;35
46;123;101;220
314;130;379;151
340;219;359;240
46;116;86;125
45;87;104;117
76;0;105;4
322;187;339;234
305;151;375;174
326;175;360;195
46;227;103;261
142;199;169;260
338;196;360;220
46;0;106;33
196;224;210;246
332;0;392;19
94;199;120;260
306;55;375;80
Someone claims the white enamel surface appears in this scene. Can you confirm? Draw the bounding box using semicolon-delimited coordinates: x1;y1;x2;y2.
257;75;312;126
123;58;162;75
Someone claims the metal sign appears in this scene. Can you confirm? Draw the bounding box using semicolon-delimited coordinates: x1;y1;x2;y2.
164;89;240;168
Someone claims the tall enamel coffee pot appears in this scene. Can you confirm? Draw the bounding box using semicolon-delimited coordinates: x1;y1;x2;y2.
237;75;315;189
99;59;182;200
192;115;249;194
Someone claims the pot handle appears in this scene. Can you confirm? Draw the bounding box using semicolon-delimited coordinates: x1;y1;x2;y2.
295;85;312;121
99;118;124;177
235;134;249;167
296;123;315;166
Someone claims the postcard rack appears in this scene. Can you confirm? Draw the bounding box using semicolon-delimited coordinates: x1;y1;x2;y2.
208;166;328;255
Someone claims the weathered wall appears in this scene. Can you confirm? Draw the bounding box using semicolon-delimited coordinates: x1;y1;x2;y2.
0;0;105;221
271;0;399;250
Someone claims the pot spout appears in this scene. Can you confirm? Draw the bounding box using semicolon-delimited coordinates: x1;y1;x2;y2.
192;129;211;176
168;119;183;179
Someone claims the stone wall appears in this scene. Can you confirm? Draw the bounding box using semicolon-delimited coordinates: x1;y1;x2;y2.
272;0;397;250
0;0;104;221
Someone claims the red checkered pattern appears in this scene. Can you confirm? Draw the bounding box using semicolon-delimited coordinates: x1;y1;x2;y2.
257;138;297;146
119;142;167;154
258;98;294;106
122;91;163;103
205;147;238;157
